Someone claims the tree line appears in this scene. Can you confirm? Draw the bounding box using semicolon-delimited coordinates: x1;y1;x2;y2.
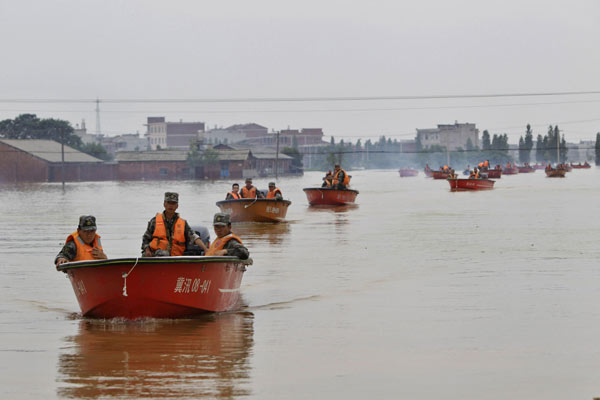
0;114;112;160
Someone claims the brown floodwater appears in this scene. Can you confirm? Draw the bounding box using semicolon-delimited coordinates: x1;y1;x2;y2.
1;169;600;399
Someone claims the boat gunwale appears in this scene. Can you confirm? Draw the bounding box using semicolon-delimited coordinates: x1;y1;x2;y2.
302;187;359;195
215;198;292;206
56;256;252;272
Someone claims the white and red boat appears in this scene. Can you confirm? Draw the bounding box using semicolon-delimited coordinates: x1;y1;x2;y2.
303;187;359;205
57;256;252;319
447;178;495;191
216;198;291;222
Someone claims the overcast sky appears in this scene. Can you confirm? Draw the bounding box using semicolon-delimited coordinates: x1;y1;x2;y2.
1;0;599;143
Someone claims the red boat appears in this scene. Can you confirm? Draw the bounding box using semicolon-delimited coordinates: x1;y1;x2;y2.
532;163;546;170
545;168;566;177
571;162;591;169
431;170;451;179
399;168;418;177
303;187;359;205
517;165;535;173
480;169;502;179
447;178;495;191
216;198;291;223
56;256;252;319
502;166;519;175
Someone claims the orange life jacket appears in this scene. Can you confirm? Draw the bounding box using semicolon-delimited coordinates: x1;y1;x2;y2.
241;186;257;198
478;162;484;168
66;231;103;262
149;213;186;256
333;169;350;186
228;191;241;199
484;160;489;168
205;233;243;256
266;188;282;199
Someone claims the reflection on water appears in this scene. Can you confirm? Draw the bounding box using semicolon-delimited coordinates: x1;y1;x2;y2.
57;312;254;399
232;222;291;245
305;204;359;213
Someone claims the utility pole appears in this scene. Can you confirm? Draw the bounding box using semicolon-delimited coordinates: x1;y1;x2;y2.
60;128;65;189
95;98;101;135
275;130;280;179
556;129;560;164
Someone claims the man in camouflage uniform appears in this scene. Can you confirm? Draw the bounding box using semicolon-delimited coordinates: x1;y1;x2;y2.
205;213;249;259
142;192;208;256
55;215;107;265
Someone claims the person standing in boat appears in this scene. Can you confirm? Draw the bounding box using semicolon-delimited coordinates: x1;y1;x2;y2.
226;183;241;200
266;182;283;200
332;164;350;190
141;192;208;257
205;213;249;260
55;215;107;266
241;178;263;199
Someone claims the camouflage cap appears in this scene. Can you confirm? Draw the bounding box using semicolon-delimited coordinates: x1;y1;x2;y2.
268;182;276;187
245;177;252;183
78;215;97;231
213;213;230;226
164;192;179;203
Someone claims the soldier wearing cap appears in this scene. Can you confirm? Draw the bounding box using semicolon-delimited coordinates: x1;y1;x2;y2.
55;216;107;266
205;213;249;259
265;182;283;200
332;164;350;189
241;178;264;199
141;192;208;257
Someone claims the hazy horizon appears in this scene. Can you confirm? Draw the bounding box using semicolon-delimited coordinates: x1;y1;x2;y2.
1;0;599;143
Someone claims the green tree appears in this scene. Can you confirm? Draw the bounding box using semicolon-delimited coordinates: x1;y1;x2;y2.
0;113;82;148
595;133;600;166
481;130;491;150
80;142;112;161
535;134;544;162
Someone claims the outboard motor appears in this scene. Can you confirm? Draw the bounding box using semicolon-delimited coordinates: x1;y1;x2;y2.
184;225;210;255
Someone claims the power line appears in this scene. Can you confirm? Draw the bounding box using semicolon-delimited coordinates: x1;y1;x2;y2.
1;90;600;104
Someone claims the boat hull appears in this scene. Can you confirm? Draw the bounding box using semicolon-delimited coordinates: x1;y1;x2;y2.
481;169;502;178
448;178;495;191
517;166;535;173
502;167;519;175
431;171;451;179
216;199;291;222
399;168;418;177
303;187;359;205
545;169;566;177
57;257;251;319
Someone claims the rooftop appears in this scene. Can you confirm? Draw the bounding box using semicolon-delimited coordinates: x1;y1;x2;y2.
0;139;103;163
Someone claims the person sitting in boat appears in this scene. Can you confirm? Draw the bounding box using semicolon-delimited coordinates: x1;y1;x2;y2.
469;167;480;179
321;170;333;187
226;183;241;200
332;164;350;190
205;213;249;260
448;168;457;179
266;182;283;200
55;215;107;266
141;192;208;257
241;178;264;199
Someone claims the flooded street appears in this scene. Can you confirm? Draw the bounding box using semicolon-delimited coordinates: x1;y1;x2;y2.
2;169;600;399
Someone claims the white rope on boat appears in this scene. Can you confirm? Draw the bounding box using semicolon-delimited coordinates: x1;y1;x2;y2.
122;257;139;297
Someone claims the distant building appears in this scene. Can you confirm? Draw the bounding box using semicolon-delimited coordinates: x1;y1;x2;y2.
116;150;192;180
567;140;595;162
145;117;205;150
203;123;269;145
73;119;101;145
0;139;114;183
416;122;479;151
101;133;148;154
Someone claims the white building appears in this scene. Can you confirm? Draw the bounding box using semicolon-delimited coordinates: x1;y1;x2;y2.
417;122;479;151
